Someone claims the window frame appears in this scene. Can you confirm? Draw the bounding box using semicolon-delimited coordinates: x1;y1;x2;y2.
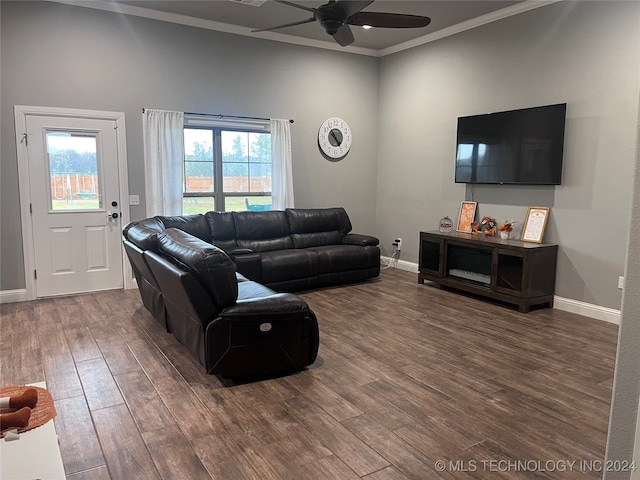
183;123;272;212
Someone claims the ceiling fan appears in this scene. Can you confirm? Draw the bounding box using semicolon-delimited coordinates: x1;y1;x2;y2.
252;0;431;47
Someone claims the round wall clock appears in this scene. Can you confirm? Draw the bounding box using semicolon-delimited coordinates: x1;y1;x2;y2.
318;117;352;160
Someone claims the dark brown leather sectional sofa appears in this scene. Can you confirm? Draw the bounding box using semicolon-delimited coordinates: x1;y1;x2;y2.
122;207;380;376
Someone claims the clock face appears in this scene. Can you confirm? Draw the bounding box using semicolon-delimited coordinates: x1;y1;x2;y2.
318;117;352;159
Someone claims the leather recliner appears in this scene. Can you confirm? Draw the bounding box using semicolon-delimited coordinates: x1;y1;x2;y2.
144;228;319;376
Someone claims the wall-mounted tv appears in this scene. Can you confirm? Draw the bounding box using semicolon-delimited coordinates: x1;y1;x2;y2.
454;103;567;185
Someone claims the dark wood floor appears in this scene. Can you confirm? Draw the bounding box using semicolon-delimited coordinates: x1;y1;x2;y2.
0;268;618;479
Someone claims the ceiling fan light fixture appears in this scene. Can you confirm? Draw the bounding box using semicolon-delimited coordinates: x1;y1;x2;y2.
320;18;344;35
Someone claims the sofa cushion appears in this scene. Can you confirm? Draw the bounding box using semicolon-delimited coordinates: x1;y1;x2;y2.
157;228;238;308
157;214;210;241
286;207;352;235
259;249;319;284
342;233;380;247
291;230;342;249
233;211;293;252
205;211;238;251
307;245;380;274
236;237;292;252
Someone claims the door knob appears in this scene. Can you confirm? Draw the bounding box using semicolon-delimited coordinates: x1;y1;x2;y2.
107;212;119;219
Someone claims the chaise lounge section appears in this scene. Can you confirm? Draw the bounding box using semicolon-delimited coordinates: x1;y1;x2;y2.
144;228;319;376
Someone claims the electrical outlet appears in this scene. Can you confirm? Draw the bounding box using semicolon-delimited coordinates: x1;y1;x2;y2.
618;276;625;290
396;237;402;250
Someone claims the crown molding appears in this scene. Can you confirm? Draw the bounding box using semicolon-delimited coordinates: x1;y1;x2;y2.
48;0;379;56
378;0;561;57
48;0;560;57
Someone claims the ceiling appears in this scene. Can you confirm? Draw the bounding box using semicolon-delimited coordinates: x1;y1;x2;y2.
94;0;540;54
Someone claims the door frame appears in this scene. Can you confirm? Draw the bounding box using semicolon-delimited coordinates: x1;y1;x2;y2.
14;105;133;300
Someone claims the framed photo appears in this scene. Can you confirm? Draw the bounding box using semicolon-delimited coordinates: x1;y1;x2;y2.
457;201;477;233
521;206;550;243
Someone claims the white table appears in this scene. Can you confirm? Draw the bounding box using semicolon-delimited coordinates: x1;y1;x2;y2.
0;382;66;479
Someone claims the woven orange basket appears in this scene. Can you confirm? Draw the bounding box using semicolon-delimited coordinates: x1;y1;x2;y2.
0;385;57;436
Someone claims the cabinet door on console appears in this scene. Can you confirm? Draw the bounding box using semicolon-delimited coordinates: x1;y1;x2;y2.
494;250;526;296
419;233;445;279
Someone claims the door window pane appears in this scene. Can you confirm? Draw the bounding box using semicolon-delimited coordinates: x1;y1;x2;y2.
46;131;101;211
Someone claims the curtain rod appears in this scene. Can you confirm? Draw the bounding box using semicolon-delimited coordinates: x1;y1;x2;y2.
142;108;293;123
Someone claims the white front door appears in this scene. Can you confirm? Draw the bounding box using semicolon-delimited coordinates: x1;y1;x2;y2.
25;114;124;297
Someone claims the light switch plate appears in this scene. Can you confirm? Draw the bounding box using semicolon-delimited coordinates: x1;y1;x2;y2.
129;195;140;206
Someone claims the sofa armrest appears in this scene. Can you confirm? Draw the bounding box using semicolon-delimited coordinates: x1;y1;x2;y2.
342;233;380;246
123;218;164;251
229;252;262;282
227;248;253;255
222;293;311;319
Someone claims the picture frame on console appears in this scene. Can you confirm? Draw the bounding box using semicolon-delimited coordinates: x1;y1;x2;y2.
521;206;550;243
457;201;477;233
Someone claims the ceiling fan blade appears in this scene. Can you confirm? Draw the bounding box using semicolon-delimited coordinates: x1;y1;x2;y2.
334;0;374;18
332;23;354;46
273;0;318;14
348;12;431;28
252;16;315;33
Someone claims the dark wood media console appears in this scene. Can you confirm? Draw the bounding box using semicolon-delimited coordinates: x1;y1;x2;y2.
418;231;558;312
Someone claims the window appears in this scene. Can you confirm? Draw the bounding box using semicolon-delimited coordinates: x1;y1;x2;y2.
46;131;102;211
183;124;272;213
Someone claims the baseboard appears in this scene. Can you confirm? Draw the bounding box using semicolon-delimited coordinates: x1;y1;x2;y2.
381;256;419;273
381;257;621;324
0;289;28;304
553;296;621;324
395;259;419;273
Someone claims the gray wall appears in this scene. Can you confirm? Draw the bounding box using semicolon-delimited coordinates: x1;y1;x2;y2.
0;1;379;290
1;1;638;311
377;1;639;309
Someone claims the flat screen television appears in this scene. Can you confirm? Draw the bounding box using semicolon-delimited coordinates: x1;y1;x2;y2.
454;103;567;185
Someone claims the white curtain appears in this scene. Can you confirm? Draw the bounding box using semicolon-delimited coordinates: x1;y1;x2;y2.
270;119;294;209
142;109;184;216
